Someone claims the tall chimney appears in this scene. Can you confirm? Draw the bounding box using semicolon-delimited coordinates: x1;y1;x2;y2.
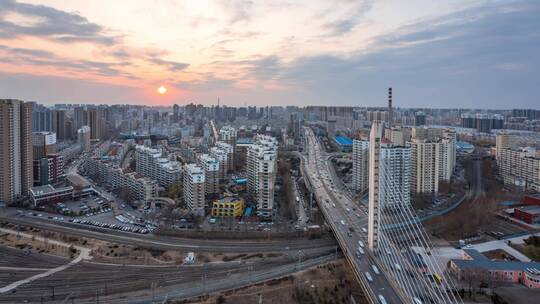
388;87;393;126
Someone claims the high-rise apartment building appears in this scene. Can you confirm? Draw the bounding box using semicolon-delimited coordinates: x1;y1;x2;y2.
352;139;369;192
77;125;91;152
210;146;229;180
414;111;426;126
219;126;237;146
497;134;540;191
135;145;182;187
32;131;57;159
87;108;99;140
33;154;64;186
385;126;412;146
183;164;205;215
496;132;513;161
0;99;33;205
197;154;219;195
368;121;411;250
247;135;278;218
32;104;54;132
408;129;456;194
215;141;234;173
53;109;66;141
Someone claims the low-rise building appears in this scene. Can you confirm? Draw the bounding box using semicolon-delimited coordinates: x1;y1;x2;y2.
29;185;74;206
513;206;540;225
81;157;158;202
450;249;540;289
334;136;353;152
211;196;245;217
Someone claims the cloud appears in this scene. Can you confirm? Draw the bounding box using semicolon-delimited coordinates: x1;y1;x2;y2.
221;0;254;25
0;44;130;78
321;0;374;36
248;0;540;108
147;57;190;72
0;0;119;44
0;71;142;104
175;74;234;92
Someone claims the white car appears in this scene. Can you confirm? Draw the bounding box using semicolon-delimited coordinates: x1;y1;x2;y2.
358;240;364;248
340;220;346;225
372;265;380;275
358;247;364;255
378;295;387;304
413;297;423;304
364;272;373;282
362;227;368;233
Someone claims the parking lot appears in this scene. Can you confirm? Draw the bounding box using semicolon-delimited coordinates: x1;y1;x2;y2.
16;205;157;235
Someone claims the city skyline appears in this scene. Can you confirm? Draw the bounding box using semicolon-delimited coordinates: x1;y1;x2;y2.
1;0;539;109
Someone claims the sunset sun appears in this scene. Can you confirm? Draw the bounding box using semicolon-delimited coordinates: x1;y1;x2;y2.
157;86;167;95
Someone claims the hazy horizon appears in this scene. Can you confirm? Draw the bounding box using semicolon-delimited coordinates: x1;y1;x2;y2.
1;0;539;108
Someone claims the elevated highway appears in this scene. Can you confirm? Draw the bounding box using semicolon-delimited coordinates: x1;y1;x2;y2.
301;127;404;304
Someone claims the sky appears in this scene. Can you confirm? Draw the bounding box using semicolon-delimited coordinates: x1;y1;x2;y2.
0;0;538;108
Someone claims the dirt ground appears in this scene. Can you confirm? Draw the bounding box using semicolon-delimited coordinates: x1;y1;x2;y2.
174;259;366;304
0;232;78;259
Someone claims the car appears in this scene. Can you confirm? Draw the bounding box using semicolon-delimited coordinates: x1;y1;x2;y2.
395;263;402;271
340;220;346;225
364;272;373;282
346;208;350;212
362;227;368;233
332;203;336;208
413;297;423;304
378;295;387;304
358;241;364;248
358;247;364;255
372;265;380;275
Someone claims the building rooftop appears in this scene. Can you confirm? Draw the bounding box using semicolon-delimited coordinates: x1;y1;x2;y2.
334;136;353;146
30;185;74;196
452;249;540;272
516;205;540;215
463;249;490;262
237;138;254;145
216;196;242;203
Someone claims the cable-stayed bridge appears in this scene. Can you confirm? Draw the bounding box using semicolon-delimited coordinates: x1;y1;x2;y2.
301;126;462;304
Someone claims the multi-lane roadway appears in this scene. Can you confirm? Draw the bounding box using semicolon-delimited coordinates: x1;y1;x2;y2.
301;127;405;304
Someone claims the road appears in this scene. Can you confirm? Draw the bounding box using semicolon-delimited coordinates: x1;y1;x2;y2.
0;210;336;254
301;127;404;304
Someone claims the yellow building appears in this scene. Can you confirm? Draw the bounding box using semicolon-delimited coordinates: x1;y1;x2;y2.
211;196;245;217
